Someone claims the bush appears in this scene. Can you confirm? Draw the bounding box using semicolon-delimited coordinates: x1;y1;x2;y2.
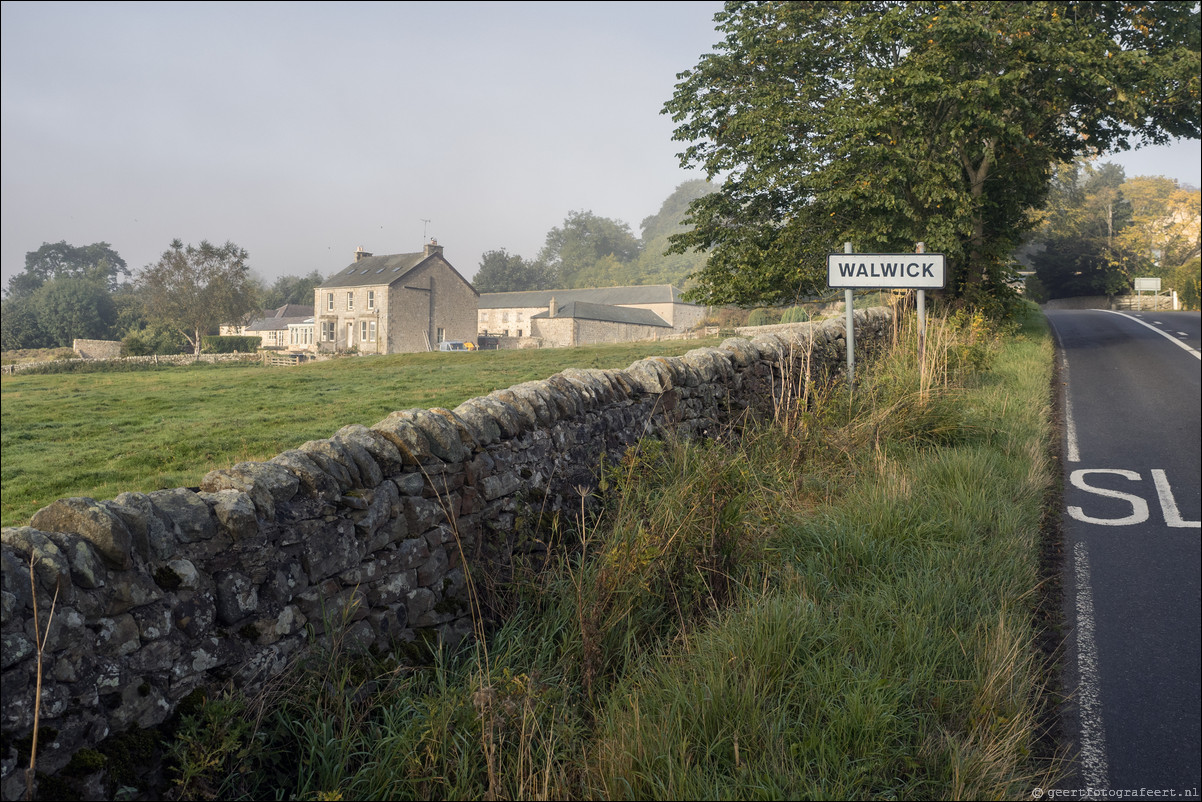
202;335;261;353
121;326;187;356
780;305;810;323
1173;258;1200;311
746;308;774;326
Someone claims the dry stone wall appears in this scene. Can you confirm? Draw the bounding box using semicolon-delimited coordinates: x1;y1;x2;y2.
0;308;892;799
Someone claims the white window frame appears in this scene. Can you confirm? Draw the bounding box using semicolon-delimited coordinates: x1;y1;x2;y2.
346;292;354;311
321;321;335;341
367;290;375;310
326;292;334;312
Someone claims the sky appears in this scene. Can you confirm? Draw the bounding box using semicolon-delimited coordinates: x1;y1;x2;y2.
3;1;1199;292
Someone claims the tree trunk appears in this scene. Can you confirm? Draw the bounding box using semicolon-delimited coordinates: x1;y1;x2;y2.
961;139;995;291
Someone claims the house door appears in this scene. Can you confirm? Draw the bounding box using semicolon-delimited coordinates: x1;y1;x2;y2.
346;322;354;349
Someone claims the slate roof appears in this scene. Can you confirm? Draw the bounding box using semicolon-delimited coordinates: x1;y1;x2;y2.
530;301;671;328
319;253;429;288
246;315;314;333
478;285;690;309
269;303;314;318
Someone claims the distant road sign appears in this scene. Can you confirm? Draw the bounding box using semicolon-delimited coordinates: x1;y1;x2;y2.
827;253;946;289
1134;277;1161;292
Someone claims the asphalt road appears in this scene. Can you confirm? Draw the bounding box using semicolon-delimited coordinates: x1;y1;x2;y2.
1046;309;1201;800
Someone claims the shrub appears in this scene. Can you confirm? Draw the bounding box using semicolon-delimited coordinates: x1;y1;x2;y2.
122;326;187;356
746;308;774;326
780;305;810;323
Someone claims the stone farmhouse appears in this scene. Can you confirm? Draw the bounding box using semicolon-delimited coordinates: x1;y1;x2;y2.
478;285;705;347
309;241;478;354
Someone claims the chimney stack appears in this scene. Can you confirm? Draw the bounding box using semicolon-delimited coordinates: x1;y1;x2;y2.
424;239;444;258
548;296;557;318
354;246;372;262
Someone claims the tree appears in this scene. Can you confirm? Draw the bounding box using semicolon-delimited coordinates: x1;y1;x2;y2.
538;210;642;288
472;250;555;293
0;297;46;350
664;1;1201;313
6;241;129;299
1118;176;1202;273
1030;161;1136;298
31;276;118;347
635;180;717;287
138;240;258;355
260;270;326;308
2;241;129;350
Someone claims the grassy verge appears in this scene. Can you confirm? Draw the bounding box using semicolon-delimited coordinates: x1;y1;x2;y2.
162;304;1059;801
0;339;720;527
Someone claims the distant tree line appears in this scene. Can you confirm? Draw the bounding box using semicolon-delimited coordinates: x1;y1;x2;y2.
1022;161;1201;307
472;180;715;293
1;240;328;355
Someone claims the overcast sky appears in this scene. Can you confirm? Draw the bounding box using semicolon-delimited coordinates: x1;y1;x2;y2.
3;0;1199;291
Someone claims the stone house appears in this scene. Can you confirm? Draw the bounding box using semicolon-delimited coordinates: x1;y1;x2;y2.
312;241;478;354
477;285;704;341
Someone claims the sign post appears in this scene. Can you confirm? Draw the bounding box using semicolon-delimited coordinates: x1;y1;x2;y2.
916;242;927;364
827;246;946;380
844;242;855;388
1134;277;1161;311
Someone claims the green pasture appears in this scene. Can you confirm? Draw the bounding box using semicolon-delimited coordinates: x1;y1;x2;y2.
0;339;720;528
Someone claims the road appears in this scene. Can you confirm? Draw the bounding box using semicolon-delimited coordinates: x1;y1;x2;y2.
1046;309;1201;800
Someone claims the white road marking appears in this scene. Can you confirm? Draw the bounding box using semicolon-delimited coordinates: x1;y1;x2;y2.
1151;469;1202;528
1073;540;1110;790
1099;310;1201;359
1050;323;1081;462
1068;469;1149;525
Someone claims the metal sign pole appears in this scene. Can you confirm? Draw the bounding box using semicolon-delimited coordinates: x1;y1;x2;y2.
844;241;854;390
916;242;926;365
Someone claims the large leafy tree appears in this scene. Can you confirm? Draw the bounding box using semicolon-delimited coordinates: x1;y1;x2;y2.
472;249;555;293
1118;175;1202;272
2;241;129;350
138;239;258;355
635;179;717;287
664;1;1201;312
538;210;642;288
260;270;326;309
32;277;119;347
5;241;129;299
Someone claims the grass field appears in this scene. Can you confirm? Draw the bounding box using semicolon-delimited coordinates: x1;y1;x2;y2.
0;338;721;528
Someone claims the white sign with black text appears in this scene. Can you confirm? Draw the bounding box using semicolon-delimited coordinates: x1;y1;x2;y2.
827;253;946;289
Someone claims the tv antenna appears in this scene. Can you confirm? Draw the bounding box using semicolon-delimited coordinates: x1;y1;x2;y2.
421;218;431;241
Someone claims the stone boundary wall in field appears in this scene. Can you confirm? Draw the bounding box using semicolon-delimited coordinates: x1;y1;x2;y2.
72;340;124;360
1;352;262;375
0;308;892;800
